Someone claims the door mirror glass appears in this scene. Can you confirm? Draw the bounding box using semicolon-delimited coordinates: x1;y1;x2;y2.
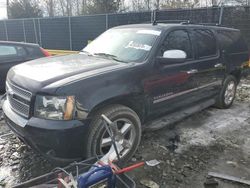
157;49;187;65
163;49;187;59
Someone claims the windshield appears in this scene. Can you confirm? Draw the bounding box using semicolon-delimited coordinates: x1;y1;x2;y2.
82;28;161;63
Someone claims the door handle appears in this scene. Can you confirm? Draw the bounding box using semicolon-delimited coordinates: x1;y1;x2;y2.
214;63;223;68
187;69;198;74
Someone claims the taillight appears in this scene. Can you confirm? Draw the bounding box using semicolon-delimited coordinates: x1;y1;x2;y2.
40;47;51;57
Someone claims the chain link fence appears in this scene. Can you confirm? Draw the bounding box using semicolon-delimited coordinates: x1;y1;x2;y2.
0;6;249;51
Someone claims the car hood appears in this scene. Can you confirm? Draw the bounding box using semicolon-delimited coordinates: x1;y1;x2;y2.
7;54;129;93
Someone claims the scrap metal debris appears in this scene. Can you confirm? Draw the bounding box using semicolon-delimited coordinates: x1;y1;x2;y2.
208;172;250;186
226;161;238;168
145;159;160;167
204;177;219;188
166;132;180;152
140;179;159;188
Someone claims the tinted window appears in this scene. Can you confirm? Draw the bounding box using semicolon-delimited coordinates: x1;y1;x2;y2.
26;46;43;57
16;46;26;57
0;45;27;58
0;45;17;56
194;29;217;58
217;30;247;53
161;30;192;59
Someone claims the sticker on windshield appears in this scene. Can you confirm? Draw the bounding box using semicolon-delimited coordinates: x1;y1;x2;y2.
137;30;161;36
125;41;152;51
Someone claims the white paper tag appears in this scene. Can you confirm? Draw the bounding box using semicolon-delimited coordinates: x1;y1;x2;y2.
125;41;152;51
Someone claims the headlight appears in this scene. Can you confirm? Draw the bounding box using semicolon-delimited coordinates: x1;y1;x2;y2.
34;95;75;120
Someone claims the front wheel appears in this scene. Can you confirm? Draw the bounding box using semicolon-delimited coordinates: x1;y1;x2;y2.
86;104;141;162
215;75;237;109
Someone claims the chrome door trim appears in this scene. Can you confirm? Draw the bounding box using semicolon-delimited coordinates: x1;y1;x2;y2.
153;81;221;104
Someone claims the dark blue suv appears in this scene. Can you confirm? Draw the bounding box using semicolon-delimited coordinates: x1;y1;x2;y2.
3;23;249;162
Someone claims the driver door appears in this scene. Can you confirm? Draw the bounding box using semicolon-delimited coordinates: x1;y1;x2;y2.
146;29;200;117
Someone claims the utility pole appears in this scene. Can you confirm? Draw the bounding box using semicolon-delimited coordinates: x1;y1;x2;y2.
6;0;9;18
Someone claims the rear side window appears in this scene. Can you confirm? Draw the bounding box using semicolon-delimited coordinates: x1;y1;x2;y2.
161;30;193;59
16;46;26;56
217;30;247;53
0;45;17;56
194;29;217;58
0;45;26;58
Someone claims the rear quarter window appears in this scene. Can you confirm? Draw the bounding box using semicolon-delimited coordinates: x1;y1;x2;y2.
26;46;44;58
217;30;248;53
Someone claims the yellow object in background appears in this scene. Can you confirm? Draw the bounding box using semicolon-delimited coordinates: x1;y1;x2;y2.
46;49;78;56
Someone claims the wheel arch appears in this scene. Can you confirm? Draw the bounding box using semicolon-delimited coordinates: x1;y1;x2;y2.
87;94;147;123
229;69;241;84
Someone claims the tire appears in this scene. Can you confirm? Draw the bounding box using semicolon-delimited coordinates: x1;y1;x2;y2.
86;104;141;162
215;75;237;109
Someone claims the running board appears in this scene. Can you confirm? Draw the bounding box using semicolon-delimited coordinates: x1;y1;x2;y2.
145;99;216;131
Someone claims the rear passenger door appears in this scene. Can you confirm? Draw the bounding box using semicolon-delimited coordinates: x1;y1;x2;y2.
191;28;225;99
0;44;26;91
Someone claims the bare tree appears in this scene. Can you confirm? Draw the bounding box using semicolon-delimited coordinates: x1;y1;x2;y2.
119;0;128;12
212;0;217;6
144;0;151;10
132;0;144;11
75;0;80;15
9;0;43;18
160;0;201;9
58;0;65;15
44;0;54;17
155;0;160;9
57;0;72;16
66;0;72;16
81;0;87;14
234;0;249;5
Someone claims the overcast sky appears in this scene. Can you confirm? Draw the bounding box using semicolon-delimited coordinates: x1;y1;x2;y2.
0;0;7;19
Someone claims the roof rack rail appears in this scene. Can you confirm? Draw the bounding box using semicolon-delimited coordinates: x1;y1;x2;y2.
150;10;192;25
196;22;221;26
156;20;191;24
150;6;224;26
143;20;190;24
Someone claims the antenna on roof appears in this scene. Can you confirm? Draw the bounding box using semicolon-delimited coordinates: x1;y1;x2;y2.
151;9;157;25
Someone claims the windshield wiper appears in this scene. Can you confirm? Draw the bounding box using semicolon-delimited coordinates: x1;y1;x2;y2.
93;53;127;63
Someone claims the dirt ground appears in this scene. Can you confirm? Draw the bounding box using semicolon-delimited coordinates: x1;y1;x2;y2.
1;76;250;188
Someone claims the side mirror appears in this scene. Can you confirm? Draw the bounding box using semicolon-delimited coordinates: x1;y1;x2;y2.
157;50;187;65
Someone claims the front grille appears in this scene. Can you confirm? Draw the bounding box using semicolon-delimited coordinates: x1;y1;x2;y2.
6;82;32;118
8;82;32;101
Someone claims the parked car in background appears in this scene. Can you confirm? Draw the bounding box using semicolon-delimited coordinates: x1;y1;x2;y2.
2;23;249;162
0;41;50;92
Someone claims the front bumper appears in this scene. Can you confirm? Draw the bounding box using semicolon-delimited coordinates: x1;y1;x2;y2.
3;100;90;162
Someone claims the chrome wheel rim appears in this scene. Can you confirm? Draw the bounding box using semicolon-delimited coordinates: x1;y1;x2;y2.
224;81;236;105
99;118;136;158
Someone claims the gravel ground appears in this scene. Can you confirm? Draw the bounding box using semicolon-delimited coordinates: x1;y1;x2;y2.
0;76;250;188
